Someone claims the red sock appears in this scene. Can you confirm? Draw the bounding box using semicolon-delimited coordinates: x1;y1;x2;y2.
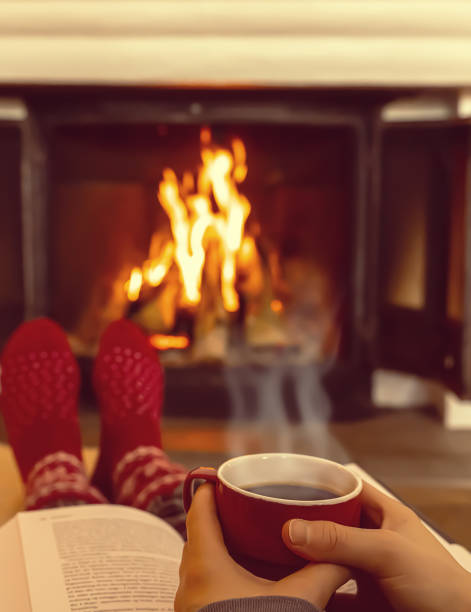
0;318;107;509
91;319;186;507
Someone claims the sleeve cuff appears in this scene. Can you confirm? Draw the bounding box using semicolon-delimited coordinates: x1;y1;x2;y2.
197;596;322;612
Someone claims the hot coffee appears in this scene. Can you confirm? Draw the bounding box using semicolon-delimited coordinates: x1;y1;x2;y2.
242;483;339;501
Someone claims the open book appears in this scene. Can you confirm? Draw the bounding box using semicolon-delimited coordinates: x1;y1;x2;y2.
0;503;183;611
1;464;470;611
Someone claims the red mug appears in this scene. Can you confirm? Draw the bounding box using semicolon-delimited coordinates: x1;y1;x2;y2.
183;453;362;579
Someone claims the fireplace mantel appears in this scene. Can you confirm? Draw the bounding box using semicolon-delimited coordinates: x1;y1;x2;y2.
1;1;471;87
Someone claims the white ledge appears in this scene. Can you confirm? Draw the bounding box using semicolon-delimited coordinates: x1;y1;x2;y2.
1;2;471;87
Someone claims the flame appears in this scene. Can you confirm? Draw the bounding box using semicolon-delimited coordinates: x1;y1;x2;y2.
200;126;211;146
125;267;143;302
157;128;251;312
149;334;190;350
270;299;284;313
124;128;256;315
143;241;174;287
238;236;257;267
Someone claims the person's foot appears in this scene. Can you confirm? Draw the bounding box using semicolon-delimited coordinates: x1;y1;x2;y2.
91;319;186;509
0;318;106;509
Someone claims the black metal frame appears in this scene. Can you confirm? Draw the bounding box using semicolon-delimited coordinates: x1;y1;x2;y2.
461;127;471;399
0;107;27;338
21;113;49;320
13;87;411;418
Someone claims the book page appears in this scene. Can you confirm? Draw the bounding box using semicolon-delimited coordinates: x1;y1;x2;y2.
0;515;32;611
18;504;184;612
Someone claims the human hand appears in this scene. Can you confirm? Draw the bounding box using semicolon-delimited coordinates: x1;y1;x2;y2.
282;481;471;612
175;484;350;612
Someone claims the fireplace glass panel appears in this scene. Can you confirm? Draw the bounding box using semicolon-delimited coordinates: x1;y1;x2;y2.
380;129;427;311
379;124;467;387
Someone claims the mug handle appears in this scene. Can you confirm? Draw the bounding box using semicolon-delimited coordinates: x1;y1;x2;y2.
183;467;218;513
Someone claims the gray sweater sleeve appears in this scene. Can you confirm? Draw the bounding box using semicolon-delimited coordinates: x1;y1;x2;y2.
197;596;321;612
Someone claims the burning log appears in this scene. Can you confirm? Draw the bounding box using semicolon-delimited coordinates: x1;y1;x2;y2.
131;267;180;334
192;237;229;361
236;235;289;349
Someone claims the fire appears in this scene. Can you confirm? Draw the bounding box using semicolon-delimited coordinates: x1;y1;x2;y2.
125;267;143;302
149;334;190;350
125;128;253;313
143;242;174;287
270;299;284;314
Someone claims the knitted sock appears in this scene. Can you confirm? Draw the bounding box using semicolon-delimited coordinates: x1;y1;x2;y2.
0;318;107;509
91;319;186;510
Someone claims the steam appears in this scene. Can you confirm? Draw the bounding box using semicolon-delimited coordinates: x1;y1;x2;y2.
224;359;348;463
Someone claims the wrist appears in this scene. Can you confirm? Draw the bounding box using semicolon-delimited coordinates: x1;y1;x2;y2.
455;574;471;612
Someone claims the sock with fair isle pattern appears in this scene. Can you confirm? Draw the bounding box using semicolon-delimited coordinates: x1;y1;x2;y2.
0;318;107;509
91;320;186;532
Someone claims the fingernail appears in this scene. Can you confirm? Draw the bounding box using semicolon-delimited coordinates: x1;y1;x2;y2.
289;519;308;546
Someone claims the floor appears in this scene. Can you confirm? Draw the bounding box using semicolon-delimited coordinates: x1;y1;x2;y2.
1;407;470;548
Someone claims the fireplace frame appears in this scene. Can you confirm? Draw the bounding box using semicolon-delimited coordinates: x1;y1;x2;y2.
8;87;471;418
13;88;383;418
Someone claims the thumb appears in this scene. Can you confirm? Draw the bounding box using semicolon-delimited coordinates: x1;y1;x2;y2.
283;519;404;578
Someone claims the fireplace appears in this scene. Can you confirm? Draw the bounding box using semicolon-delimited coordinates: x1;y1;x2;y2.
1;88;470;419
